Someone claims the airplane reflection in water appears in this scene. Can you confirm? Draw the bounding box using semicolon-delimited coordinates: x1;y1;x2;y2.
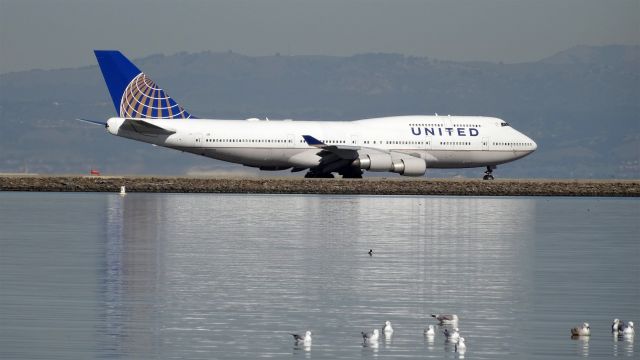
98;194;636;359
99;194;540;358
103;194;167;357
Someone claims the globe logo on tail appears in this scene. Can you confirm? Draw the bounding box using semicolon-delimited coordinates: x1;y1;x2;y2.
119;73;192;119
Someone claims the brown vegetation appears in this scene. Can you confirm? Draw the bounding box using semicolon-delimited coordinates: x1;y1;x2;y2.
1;176;638;197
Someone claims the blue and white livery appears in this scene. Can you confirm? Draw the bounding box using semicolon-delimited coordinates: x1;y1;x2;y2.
89;50;537;178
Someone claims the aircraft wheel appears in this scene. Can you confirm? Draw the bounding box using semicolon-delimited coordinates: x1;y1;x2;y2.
340;169;363;179
483;165;495;180
305;172;334;179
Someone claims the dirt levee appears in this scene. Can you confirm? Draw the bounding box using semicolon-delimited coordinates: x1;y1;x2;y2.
1;176;638;196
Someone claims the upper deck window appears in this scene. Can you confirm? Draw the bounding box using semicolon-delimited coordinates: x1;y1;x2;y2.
501;122;510;127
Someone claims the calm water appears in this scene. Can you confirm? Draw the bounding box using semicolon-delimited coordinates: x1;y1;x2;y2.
0;193;638;359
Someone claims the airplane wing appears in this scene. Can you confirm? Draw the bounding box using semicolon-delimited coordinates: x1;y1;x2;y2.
302;135;361;160
303;135;392;159
302;134;430;176
302;134;410;173
120;118;176;135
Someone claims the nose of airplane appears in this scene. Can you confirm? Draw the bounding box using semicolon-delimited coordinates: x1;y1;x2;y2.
516;127;537;153
529;137;538;152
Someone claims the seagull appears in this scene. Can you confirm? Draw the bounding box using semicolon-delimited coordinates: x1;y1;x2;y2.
570;323;590;336
620;321;634;336
612;318;624;333
424;325;435;336
443;327;460;342
455;337;467;352
290;330;312;344
382;321;394;335
431;313;459;324
368;249;373;256
362;329;380;343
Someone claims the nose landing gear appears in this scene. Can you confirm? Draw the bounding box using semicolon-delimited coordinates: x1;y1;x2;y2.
483;165;495;180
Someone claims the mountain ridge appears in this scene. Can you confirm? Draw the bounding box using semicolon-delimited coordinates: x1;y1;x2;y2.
1;45;638;178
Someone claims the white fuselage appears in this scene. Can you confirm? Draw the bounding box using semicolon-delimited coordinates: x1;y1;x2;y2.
106;115;536;174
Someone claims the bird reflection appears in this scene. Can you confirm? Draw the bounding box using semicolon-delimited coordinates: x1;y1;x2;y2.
383;332;393;344
457;347;466;359
362;340;379;353
571;335;589;357
443;338;456;353
293;343;312;353
453;336;467;358
423;324;436;350
423;331;435;349
623;335;634;357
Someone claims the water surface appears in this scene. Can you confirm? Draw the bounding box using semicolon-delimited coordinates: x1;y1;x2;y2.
1;193;638;359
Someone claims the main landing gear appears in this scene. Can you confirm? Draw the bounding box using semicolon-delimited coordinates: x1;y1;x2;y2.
304;171;334;179
338;168;363;179
483;165;496;180
305;167;363;179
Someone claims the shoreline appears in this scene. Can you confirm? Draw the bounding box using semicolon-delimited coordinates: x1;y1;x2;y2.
1;176;638;197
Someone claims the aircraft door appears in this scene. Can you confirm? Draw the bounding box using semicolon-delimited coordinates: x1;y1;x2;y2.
183;132;206;155
424;137;432;150
350;135;359;146
443;116;453;131
482;137;490;151
189;133;203;146
287;134;295;148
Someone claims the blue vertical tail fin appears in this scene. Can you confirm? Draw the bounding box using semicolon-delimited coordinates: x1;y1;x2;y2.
94;50;193;119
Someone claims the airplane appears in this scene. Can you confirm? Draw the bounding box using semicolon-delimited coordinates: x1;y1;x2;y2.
83;50;537;179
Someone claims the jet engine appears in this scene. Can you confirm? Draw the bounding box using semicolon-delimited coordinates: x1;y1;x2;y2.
352;154;426;176
391;157;427;176
352;153;393;171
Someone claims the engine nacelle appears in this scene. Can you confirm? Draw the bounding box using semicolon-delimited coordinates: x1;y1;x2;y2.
352;153;393;172
352;153;426;176
391;157;427;176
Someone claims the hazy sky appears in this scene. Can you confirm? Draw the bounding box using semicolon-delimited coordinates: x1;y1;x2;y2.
0;0;638;74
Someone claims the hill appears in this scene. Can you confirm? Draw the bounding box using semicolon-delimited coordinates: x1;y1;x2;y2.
1;45;638;178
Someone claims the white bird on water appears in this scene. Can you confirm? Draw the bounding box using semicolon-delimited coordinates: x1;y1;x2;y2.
612;318;623;333
444;327;460;342
620;321;635;336
431;313;459;324
424;325;435;336
362;329;380;343
570;323;590;336
382;321;394;335
290;330;312;344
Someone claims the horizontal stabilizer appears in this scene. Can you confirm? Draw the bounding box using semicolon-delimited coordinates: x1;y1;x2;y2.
75;118;106;126
120;118;176;135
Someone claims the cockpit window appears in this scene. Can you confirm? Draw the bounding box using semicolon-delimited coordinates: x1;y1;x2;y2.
501;122;510;127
